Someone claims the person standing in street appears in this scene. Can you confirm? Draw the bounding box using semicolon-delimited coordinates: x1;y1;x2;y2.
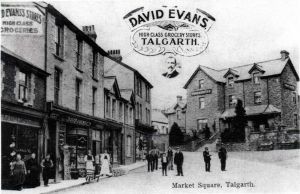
41;154;53;187
100;150;112;177
150;151;155;172
10;153;27;190
218;144;227;171
94;154;101;176
174;147;184;176
167;147;173;170
203;147;211;172
84;150;95;182
146;152;153;172
161;153;168;176
25;153;40;188
153;147;160;170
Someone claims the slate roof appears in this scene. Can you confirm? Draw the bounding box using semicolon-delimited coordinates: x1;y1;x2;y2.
164;99;187;114
152;109;168;123
120;89;134;102
184;57;299;88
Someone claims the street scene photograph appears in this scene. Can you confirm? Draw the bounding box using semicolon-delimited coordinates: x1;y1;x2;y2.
1;0;300;194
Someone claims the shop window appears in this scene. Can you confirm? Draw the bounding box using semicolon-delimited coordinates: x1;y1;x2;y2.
294;114;298;127
253;72;260;84
54;68;61;105
76;38;83;70
197;119;208;131
126;135;132;157
55;23;64;58
199;97;205;109
199;79;204;89
18;71;29;102
228;77;234;87
92;87;97;116
75;79;82;111
254;91;262;104
92;50;98;79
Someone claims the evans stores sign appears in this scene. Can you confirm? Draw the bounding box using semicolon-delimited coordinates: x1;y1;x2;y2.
123;6;215;57
1;6;44;35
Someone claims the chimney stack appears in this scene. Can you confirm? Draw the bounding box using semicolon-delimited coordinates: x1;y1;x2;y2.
280;50;289;61
108;50;123;62
82;25;97;41
176;95;182;103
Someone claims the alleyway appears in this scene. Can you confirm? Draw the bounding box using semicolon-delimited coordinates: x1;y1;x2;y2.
54;150;300;194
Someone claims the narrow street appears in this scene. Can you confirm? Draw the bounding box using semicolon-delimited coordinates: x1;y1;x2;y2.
54;150;300;194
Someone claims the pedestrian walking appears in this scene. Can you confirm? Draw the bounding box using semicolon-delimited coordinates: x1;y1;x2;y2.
161;153;168;176
94;154;101;176
203;147;211;172
218;144;227;171
100;150;112;177
153;147;160;170
174;147;184;176
41;154;53;187
10;153;26;190
84;150;95;182
167;147;173;170
25;153;40;188
146;152;153;172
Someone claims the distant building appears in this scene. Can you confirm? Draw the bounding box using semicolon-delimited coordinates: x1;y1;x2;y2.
183;51;299;136
164;96;187;133
152;109;169;152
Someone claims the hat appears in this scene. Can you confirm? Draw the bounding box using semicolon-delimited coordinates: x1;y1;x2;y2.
280;50;289;55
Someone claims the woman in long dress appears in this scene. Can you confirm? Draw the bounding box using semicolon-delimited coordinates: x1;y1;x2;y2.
84;150;94;182
25;153;40;188
11;153;27;190
100;150;112;177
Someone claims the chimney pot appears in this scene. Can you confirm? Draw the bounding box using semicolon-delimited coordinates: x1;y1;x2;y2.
280;50;289;60
176;95;182;103
82;25;97;41
108;49;122;62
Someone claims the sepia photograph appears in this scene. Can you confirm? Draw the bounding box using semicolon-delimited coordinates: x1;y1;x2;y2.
1;0;299;193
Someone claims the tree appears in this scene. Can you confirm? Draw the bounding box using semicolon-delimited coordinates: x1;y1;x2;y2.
169;122;184;146
232;99;247;142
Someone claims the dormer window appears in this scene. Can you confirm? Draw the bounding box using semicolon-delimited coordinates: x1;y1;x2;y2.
253;73;260;84
228;77;234;87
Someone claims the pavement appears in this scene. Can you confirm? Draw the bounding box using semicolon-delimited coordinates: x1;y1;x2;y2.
52;150;300;194
0;161;146;194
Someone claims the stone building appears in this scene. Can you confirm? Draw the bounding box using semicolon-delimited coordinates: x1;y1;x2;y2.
104;51;155;161
1;46;50;188
163;96;187;133
183;51;299;137
152;109;169;152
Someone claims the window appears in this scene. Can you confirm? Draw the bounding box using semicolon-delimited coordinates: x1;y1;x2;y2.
76;38;83;69
92;50;98;79
177;110;181;120
92;87;97;116
112;99;116;119
294;114;298;127
146;86;150;102
199;97;205;109
136;78;142;97
126;136;132;157
124;105;128;123
54;68;61;105
129;107;133;124
199;79;204;89
136;102;139;119
18;71;28;102
228;77;234;87
229;95;235;106
55;23;64;57
106;96;111;117
75;79;81;111
140;104;142;120
197;119;208;131
119;102;123;121
292;92;297;105
253;73;260;84
254;91;262;104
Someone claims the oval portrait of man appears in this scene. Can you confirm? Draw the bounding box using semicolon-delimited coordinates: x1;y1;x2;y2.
162;56;181;78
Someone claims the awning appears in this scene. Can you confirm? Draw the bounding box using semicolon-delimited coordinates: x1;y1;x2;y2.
220;104;281;119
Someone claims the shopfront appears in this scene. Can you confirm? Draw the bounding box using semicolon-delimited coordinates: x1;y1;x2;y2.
135;122;156;161
105;120;123;166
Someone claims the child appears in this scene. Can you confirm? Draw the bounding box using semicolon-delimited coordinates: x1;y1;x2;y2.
161;153;168;176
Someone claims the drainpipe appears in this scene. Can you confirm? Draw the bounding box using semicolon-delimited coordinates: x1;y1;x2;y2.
243;81;245;107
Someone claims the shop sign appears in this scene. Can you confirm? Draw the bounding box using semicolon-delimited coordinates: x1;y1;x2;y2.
124;6;215;57
1;6;44;35
2;113;40;127
283;83;296;91
191;89;212;96
63;116;91;127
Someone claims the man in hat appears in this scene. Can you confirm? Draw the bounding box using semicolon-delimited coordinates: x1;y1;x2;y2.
203;147;211;172
174;147;184;176
218;144;227;171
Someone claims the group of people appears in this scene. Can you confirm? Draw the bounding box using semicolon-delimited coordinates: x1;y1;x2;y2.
9;153;53;191
203;144;228;172
146;147;184;176
146;144;228;177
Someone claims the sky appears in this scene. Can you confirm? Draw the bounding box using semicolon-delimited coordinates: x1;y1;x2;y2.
48;0;300;109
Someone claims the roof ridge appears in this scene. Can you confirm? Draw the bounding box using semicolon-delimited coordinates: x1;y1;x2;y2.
199;65;219;71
